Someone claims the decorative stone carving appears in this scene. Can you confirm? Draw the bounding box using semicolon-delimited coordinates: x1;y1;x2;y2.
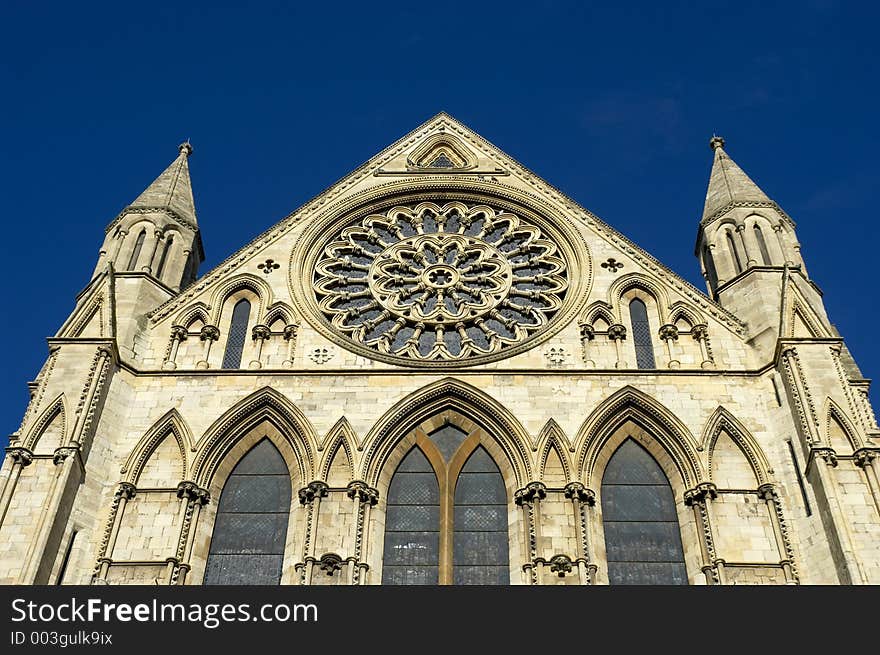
563;482;596;505
658;324;679;341
318;552;344;576
257;259;280;275
600;258;624;273
200;325;220;341
298;481;329;505
548;554;573;577
313;202;568;363
251;324;271;341
309;348;333;364
52;447;78;466
116;482;137;500
346;480;379;505
514;481;547;506
176;481;210;505
7;447;34;467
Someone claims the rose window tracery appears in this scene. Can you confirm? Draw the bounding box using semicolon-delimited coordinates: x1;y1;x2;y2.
313;201;568;361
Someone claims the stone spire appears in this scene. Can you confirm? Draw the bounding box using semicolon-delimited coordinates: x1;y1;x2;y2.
701;136;772;223
127;142;197;227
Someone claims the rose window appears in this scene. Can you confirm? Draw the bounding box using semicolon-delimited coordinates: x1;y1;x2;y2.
313;201;568;361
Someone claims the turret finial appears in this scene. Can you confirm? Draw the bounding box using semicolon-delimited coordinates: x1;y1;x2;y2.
178;140;193;157
709;135;725;151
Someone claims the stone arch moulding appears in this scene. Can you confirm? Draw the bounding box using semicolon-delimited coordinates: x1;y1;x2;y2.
264;301;297;328
173;302;210;329
824;398;861;451
208;273;273;326
120;409;193;484
668;302;704;330
360;377;532;487
582;301;615;327
536;419;573;482
608;273;670;324
575;385;703;488
192;386;316;487
700;406;772;486
318;417;357;482
24;394;67;450
406;133;479;170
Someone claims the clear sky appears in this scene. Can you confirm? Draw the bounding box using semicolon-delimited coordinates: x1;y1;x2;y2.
1;1;878;456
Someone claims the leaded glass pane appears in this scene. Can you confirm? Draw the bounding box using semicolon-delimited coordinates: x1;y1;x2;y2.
428;424;468;463
629;298;655;369
205;439;291;585
221;299;251;369
601;439;686;585
453;447;509;585
382;447;440;585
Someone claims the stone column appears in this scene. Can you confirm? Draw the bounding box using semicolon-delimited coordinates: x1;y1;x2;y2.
854;448;880;519
658;324;680;369
691;324;714;369
564;482;597;585
162;325;188;371
736;223;756;267
140;229;162;273
144;229;165;274
514;482;547;585
109;229;128;264
0;447;33;527
773;224;794;266
196;325;219;370
757;483;799;584
93;482;137;583
346;480;379;585
249;325;271;370
296;481;329;585
607;324;627;369
282;324;299;368
170;481;210;585
578;323;595;367
684;483;722;585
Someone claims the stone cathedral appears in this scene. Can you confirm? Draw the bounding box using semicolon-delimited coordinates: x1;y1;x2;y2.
1;114;878;586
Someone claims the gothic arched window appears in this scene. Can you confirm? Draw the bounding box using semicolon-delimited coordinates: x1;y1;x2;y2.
156;236;173;279
726;231;743;274
127;229;146;270
382;421;510;585
204;439;291;585
703;244;718;291
222;299;251;369
629;298;655;369
754;224;772;265
600;438;687;585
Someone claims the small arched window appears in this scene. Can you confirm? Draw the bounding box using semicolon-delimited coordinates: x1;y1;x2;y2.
629;298;655;369
204;439;291;585
222;299;251;369
127;230;146;270
754;224;772;265
703;244;719;291
155;236;173;279
726;231;743;274
601;438;687;585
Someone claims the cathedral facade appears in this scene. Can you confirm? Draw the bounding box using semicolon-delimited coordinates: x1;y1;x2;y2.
1;114;878;585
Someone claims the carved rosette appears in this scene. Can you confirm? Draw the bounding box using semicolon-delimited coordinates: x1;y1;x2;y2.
313;202;568;363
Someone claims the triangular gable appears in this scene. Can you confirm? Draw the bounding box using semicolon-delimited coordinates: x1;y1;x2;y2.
147;113;745;336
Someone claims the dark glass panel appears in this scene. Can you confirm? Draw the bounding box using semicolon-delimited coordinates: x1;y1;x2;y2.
382;566;438;585
454;473;507;504
629;298;656;369
703;245;719;292
457;446;498;472
602;439;668;485
727;231;743;273
382;532;440;566
221;299;251;369
205;439;291;585
155;236;173;278
127;230;146;270
755;225;772;265
454;505;507;531
385;505;440;531
395;447;433;472
453;566;509;585
601;439;687;586
387;472;440;504
428;424;469;463
203;554;284;586
453;531;509;565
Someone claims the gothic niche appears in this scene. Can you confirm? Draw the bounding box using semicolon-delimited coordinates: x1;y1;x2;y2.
313;202;568;363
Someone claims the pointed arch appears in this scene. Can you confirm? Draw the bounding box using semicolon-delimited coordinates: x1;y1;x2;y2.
174;303;210;330
25;394;67;451
789;301;826;339
121;409;192;484
361;378;531;487
576;386;702;488
700;406;771;486
209;274;272;325
824;399;860;451
264;302;296;329
608;273;670;323
668;302;704;331
582;301;615;329
192;387;316;486
319;418;357;484
536;419;572;485
407;133;478;170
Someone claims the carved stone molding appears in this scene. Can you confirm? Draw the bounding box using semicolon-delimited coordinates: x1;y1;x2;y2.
548;554;573;577
170;325;188;341
283;324;300;341
6;447;34;467
346;480;379;506
116;482;137;500
578;323;595;341
854;447;880;468
563;482;596;505
318;553;344;576
251;324;271;341
176;481;210;505
684;482;718;506
691;324;709;341
52;446;78;466
607;324;627;341
514;481;547;506
200;325;220;341
298;481;330;505
658;324;679;341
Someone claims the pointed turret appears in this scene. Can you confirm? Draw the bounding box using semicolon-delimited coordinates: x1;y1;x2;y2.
701;136;772;224
92;142;204;291
128;141;198;228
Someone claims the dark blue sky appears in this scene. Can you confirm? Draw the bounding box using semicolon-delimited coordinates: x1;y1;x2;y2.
2;1;878;452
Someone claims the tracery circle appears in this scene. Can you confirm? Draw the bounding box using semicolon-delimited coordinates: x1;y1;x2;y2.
313;201;569;361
